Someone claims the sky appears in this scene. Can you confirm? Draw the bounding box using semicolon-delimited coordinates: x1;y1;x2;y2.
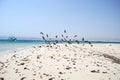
0;0;120;41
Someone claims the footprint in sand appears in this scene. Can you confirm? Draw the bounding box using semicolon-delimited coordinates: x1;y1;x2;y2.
0;61;4;70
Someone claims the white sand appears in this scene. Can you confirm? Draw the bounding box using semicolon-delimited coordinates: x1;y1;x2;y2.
0;44;120;80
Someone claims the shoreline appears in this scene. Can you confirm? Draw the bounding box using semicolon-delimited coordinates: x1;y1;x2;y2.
0;44;43;57
0;44;120;80
0;40;120;56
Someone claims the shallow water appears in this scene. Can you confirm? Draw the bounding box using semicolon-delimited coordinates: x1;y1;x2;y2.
0;40;44;52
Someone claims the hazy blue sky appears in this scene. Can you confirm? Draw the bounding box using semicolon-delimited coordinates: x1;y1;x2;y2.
0;0;120;41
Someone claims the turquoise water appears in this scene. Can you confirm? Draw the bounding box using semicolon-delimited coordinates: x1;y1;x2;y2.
0;40;44;52
0;40;120;52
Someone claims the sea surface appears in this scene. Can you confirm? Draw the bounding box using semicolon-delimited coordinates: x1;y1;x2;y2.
0;40;44;52
0;39;120;56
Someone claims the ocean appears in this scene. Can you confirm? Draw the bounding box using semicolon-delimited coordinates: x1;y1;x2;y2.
0;39;120;56
0;40;44;52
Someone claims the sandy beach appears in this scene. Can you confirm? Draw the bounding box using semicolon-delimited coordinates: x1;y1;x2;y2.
0;44;120;80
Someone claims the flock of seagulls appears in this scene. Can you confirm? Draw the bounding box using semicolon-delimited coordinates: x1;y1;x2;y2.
40;30;92;47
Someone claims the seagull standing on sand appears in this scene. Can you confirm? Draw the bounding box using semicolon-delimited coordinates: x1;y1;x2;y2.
82;37;85;46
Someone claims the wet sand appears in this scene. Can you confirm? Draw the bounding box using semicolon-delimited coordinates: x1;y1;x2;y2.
0;44;120;80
